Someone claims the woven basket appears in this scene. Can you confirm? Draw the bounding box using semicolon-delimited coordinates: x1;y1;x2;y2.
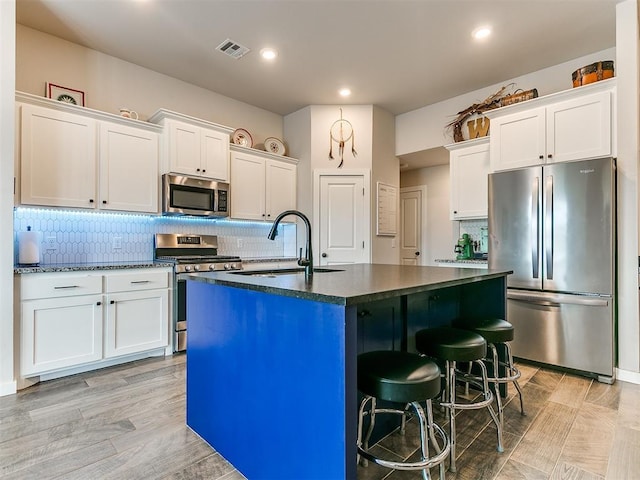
500;89;538;107
572;61;614;87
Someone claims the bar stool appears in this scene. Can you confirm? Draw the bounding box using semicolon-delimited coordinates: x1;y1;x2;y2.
357;350;450;480
415;327;503;473
454;317;526;423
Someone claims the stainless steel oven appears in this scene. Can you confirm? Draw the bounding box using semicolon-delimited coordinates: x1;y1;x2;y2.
155;233;242;352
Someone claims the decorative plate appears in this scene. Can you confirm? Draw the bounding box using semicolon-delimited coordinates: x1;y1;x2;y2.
264;137;286;156
232;128;253;147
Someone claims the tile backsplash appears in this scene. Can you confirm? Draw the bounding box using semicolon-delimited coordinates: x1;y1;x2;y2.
458;218;488;253
14;208;297;265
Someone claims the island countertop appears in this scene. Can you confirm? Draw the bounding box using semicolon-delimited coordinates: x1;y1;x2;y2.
187;263;512;306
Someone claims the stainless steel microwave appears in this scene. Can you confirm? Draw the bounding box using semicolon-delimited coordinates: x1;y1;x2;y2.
162;174;229;217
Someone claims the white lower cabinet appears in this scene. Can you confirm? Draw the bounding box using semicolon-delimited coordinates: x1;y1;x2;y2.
21;294;104;376
18;268;170;378
105;271;169;358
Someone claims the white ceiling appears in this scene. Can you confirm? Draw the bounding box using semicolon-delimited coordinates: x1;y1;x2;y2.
16;0;620;168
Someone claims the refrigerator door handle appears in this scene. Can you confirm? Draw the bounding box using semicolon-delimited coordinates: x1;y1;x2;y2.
507;290;610;307
531;177;540;279
545;175;554;280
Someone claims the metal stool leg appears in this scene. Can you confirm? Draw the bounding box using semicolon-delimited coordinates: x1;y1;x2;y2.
505;342;526;415
488;343;504;429
475;359;504;453
446;359;457;473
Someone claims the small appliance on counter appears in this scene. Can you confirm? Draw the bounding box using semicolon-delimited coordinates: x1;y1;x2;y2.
17;226;41;266
454;233;473;260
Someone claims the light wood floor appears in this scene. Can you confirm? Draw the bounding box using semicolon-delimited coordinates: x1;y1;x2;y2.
1;354;638;480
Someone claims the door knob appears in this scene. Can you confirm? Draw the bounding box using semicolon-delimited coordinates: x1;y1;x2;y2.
415;252;420;256
321;253;327;258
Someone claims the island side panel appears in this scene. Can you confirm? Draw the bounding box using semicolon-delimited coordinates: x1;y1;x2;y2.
186;281;357;480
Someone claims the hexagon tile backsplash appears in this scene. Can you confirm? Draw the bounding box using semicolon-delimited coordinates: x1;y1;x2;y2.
14;208;297;265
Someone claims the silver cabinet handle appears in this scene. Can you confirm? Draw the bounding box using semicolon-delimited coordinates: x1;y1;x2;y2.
54;285;80;289
131;280;151;284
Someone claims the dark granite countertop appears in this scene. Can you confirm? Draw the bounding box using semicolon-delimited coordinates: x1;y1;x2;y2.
14;261;174;274
435;258;488;264
188;263;511;306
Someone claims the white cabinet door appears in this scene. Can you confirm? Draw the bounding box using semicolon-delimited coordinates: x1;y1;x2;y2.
546;91;612;163
21;294;103;376
20;104;97;208
450;139;490;219
168;120;202;176
201;129;230;181
489;84;614;172
104;289;169;358
265;159;296;220
230;152;267;220
99;121;159;213
489;107;546;172
167;119;229;180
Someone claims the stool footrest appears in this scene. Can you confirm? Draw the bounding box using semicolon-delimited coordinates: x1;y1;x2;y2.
358;423;450;471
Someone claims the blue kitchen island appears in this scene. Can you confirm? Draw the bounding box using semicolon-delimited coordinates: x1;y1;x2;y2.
186;264;510;480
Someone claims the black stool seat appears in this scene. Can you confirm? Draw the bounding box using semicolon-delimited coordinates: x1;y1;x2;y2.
415;327;486;362
358;350;441;403
455;318;514;344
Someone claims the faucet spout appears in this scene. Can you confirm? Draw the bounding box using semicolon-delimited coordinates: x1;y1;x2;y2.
267;210;313;277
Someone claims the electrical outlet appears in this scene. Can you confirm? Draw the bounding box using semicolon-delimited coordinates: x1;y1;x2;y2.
45;236;57;251
391;238;396;248
112;236;122;250
237;238;243;248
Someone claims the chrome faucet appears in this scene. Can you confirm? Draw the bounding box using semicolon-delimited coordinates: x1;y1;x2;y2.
267;210;313;277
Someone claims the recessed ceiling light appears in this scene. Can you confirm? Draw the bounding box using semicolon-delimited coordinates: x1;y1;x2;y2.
260;48;278;60
472;26;492;40
339;88;351;97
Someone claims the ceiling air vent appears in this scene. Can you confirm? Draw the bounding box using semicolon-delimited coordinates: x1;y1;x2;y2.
216;39;250;59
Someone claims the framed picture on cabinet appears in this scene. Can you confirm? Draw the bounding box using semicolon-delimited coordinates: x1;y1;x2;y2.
45;83;85;106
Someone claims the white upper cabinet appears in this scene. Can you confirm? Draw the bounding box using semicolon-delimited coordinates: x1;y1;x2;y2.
20;103;98;208
17;92;161;213
486;79;615;172
446;137;490;219
99;121;159;213
148;109;233;181
230;146;297;221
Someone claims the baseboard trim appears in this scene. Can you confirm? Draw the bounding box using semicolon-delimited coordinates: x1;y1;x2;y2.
616;368;640;385
0;379;17;397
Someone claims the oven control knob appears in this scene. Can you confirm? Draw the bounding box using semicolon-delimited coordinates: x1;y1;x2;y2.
224;263;232;270
184;265;193;272
194;265;201;272
209;264;217;271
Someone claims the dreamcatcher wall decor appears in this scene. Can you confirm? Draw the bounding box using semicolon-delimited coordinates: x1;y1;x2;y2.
329;108;357;168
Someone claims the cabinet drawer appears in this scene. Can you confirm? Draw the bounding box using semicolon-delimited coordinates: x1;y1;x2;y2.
106;270;169;293
20;273;103;300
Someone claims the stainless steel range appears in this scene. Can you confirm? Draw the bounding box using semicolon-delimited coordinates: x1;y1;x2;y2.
155;233;242;352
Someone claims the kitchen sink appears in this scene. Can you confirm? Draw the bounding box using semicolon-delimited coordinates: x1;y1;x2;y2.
230;267;344;277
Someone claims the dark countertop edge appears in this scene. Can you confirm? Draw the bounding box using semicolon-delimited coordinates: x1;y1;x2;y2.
14;261;174;274
188;269;512;306
435;258;488;264
242;257;298;264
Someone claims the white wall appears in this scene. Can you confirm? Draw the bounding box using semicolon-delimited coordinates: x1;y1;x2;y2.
0;0;16;395
396;47;617;155
615;0;639;379
400;164;455;265
371;106;400;265
16;25;283;145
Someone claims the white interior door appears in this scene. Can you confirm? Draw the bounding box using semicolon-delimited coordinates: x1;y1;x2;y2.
318;174;368;265
400;186;426;265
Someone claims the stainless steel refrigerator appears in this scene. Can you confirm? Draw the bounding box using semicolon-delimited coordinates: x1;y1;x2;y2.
488;157;616;383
